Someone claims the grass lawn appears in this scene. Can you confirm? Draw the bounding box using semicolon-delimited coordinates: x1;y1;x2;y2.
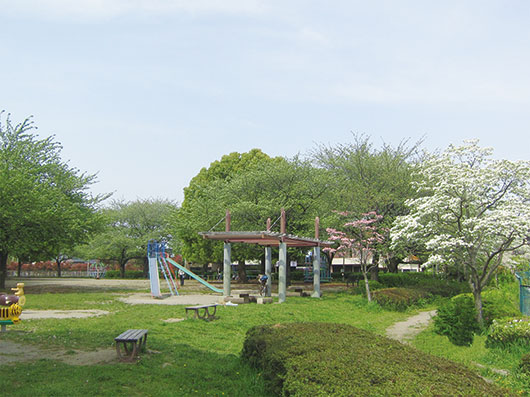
1;281;528;396
0;286;409;397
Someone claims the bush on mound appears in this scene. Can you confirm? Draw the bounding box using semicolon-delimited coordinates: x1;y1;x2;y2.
241;322;514;396
372;287;429;311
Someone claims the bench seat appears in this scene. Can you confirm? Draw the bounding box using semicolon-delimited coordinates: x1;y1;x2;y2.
185;304;219;321
115;329;148;361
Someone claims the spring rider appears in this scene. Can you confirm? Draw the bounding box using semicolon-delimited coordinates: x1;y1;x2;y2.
0;283;25;332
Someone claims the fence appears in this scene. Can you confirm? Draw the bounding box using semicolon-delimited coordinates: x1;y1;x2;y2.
515;271;530;316
7;271;89;278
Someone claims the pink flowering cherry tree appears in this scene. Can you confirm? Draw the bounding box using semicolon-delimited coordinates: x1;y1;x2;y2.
325;211;386;301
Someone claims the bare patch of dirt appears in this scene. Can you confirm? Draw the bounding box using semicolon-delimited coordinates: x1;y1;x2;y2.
0;339;117;366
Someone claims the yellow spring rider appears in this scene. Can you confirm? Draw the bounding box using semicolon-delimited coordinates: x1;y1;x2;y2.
0;283;25;332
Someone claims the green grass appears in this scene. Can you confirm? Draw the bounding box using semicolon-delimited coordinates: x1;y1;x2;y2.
0;291;409;396
1;288;528;396
413;324;530;395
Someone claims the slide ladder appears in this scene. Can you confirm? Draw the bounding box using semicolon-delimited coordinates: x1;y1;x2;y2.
159;254;178;296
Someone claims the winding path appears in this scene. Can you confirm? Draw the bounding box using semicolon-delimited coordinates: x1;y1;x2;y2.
386;310;437;343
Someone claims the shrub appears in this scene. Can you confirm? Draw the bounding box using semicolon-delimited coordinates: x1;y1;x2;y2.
378;272;469;297
520;353;530;375
351;280;384;295
289;270;305;281
372;287;430;311
481;289;520;327
434;294;480;346
241;322;513;396
486;317;530;348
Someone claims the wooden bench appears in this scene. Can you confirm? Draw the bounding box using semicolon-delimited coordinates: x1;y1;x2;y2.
115;329;148;361
185;304;219;321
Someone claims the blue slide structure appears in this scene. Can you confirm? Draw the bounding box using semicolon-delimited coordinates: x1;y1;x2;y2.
148;240;222;296
164;257;223;294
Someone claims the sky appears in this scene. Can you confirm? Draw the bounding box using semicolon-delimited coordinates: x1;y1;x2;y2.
2;1;529;204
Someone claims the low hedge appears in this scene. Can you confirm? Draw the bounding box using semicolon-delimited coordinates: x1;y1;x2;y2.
486;317;530;348
241;322;514;396
372;287;430;311
378;272;470;297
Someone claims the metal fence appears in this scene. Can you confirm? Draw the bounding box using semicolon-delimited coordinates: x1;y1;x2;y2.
515;271;530;316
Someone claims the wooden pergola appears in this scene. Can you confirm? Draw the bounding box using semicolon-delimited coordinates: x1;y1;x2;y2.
199;209;334;303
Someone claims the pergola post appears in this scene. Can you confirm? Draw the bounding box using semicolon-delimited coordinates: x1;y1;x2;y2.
312;245;321;298
278;242;287;303
312;217;321;298
223;210;232;297
223;243;231;297
265;246;272;297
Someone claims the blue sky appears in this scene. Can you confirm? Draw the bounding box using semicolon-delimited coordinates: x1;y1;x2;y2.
2;1;529;203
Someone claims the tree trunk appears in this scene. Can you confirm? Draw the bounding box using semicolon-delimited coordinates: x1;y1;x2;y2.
17;260;23;277
386;256;400;273
120;261;126;278
363;271;372;302
238;260;247;282
143;256;149;278
56;258;62;278
0;251;7;290
471;279;485;328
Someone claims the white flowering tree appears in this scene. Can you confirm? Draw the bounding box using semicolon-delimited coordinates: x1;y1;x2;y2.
391;140;530;326
326;211;385;301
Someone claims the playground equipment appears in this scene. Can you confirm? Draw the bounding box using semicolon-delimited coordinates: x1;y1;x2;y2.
515;271;530;316
87;262;107;279
0;283;25;332
303;251;332;283
147;240;223;298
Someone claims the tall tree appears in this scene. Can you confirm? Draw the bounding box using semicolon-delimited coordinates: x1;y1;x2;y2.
0;112;103;289
313;133;421;272
172;149;276;269
391;140;530;326
79;199;176;277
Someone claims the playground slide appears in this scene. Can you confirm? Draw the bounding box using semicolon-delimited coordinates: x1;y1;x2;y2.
164;257;223;294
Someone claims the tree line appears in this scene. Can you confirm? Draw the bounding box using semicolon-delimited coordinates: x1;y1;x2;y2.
2;112;529;325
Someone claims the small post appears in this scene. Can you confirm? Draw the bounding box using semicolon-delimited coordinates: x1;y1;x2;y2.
225;210;231;232
280;208;286;234
266;217;271;232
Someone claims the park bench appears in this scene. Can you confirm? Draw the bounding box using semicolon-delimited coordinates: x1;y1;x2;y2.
185;304;219;321
115;329;148;361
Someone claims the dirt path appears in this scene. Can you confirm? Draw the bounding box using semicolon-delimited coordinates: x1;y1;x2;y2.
386;310;437;343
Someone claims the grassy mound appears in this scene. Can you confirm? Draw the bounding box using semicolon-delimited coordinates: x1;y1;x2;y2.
242;322;515;396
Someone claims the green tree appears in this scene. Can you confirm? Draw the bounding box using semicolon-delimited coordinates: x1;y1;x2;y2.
79;199;176;277
0;112;103;289
172;149;275;269
172;151;332;281
313;133;421;273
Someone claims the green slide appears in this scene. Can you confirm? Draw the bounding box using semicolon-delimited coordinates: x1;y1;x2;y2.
164;257;223;294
